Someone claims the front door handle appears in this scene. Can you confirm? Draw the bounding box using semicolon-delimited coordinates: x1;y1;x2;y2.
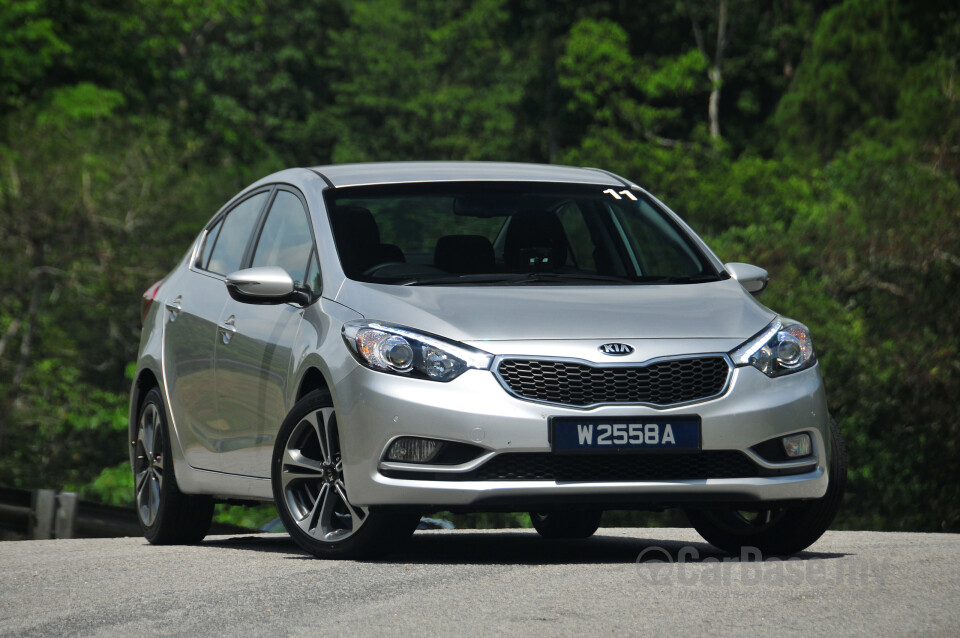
165;296;182;322
218;315;237;344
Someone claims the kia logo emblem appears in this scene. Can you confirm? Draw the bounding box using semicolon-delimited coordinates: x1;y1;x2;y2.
599;343;634;356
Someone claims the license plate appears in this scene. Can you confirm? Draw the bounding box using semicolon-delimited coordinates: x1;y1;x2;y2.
550;416;701;453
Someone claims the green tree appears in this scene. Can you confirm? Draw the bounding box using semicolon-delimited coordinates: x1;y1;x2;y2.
0;0;68;110
0;85;235;488
327;0;530;162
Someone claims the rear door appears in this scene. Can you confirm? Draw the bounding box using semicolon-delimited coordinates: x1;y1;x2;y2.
213;188;318;477
162;189;271;471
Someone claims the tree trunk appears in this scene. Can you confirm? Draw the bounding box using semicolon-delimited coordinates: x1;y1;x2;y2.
708;67;722;139
709;0;728;139
689;0;729;140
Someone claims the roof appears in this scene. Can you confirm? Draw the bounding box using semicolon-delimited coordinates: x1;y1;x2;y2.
308;161;628;188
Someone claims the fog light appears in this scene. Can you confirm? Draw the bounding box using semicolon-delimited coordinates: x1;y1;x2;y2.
782;433;812;458
386;437;442;463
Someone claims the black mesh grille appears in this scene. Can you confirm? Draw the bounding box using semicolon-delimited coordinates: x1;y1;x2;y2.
496;356;730;406
383;451;760;482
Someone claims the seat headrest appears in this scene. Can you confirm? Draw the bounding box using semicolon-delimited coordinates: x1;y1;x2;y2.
331;205;381;247
503;211;568;269
331;205;383;275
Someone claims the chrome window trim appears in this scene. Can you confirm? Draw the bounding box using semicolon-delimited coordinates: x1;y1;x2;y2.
491;352;734;410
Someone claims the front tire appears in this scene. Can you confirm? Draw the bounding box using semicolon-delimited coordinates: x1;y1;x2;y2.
530;509;603;539
271;389;419;559
133;387;214;544
685;416;847;556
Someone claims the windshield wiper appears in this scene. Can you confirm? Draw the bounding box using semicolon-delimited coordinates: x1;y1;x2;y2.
656;273;723;284
398;272;721;286
399;273;524;286
509;273;723;285
508;272;635;285
400;272;633;286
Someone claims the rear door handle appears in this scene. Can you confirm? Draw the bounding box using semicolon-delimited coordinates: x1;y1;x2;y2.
218;315;237;344
165;296;182;322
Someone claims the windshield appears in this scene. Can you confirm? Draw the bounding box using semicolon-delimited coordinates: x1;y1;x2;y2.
326;182;720;285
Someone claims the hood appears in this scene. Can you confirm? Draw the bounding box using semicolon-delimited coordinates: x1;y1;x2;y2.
333;278;775;343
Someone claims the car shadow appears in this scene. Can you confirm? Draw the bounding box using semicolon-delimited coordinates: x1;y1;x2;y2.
202;530;848;565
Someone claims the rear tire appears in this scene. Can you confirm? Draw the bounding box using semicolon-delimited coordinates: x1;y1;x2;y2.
530;509;603;539
133;387;214;544
272;389;419;559
685;416;846;556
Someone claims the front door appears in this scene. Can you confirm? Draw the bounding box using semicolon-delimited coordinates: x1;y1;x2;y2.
214;188;317;477
213;301;303;476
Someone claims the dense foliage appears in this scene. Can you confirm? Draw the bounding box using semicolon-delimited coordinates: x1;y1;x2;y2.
1;0;957;531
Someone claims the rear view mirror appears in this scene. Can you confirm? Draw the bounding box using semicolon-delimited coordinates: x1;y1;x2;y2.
452;195;520;217
725;262;769;295
225;267;310;305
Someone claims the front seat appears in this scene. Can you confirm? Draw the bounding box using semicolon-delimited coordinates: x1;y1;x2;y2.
330;206;405;275
503;211;569;270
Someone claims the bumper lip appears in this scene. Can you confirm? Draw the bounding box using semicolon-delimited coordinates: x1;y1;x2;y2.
379;455;820;481
363;466;828;507
490;352;735;409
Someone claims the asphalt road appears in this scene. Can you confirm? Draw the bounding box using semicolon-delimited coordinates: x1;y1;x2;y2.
1;528;958;637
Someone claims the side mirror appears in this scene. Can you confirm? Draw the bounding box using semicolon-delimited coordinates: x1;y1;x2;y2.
224;267;311;305
725;262;769;295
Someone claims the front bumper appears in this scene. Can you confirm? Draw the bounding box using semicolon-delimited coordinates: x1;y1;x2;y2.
335;356;831;508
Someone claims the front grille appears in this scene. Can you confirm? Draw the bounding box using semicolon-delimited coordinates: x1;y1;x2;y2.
496;356;730;406
381;451;761;482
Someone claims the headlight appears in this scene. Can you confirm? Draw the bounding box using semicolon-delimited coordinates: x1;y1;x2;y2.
342;320;493;382
729;318;816;377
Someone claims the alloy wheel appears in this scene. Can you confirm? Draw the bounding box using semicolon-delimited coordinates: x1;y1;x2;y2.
134;402;164;527
279;407;368;542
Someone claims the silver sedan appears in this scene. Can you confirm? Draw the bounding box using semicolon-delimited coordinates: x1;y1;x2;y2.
130;162;845;558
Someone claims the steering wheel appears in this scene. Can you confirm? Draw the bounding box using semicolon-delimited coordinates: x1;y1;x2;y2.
362;262;407;277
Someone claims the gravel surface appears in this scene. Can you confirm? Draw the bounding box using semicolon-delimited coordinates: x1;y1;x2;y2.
1;528;958;637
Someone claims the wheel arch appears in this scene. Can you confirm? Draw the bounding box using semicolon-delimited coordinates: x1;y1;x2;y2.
296;366;331;402
129;367;161;464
